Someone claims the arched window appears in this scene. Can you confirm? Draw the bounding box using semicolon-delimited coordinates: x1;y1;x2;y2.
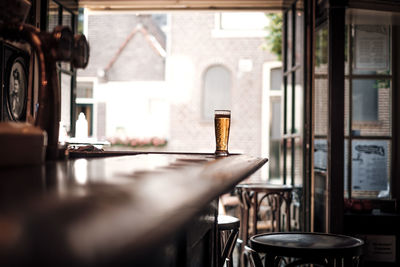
202;65;231;120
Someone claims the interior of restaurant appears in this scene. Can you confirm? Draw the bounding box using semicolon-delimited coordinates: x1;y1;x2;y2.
0;0;399;266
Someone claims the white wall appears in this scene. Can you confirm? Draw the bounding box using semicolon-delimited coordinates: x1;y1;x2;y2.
94;81;170;139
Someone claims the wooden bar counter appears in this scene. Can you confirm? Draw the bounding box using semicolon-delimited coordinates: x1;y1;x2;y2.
0;152;267;266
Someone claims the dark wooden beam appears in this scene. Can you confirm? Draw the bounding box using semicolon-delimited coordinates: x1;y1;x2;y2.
327;0;345;234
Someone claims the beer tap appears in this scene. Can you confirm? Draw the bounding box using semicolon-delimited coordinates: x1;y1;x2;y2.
0;0;89;160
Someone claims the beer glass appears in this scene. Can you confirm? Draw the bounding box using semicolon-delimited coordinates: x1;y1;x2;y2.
214;110;231;156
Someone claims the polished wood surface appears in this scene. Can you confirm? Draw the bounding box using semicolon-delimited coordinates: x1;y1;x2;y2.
0;153;267;266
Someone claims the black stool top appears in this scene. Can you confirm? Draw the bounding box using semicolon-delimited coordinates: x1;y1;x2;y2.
250;232;364;258
218;215;240;231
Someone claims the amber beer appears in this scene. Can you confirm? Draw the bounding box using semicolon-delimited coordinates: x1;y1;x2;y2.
214;110;231;156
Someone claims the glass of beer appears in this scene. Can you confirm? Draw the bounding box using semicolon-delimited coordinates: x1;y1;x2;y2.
214;110;231;156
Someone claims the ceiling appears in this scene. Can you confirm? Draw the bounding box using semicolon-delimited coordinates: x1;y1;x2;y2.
78;0;293;11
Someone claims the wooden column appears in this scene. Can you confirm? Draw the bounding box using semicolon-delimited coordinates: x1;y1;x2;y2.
327;0;345;234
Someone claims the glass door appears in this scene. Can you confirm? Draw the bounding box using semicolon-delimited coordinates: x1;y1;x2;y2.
282;0;305;231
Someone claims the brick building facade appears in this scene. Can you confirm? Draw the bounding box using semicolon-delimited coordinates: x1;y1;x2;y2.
77;11;278;172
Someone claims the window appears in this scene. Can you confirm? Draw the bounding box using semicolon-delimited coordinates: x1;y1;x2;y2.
77;82;93;99
270;67;282;91
219;12;268;30
281;0;304;232
313;23;329;233
282;3;304;186
47;0;77;136
262;64;282;181
213;12;269;38
344;9;393;199
202;65;231;121
269;98;282;179
352;79;378;122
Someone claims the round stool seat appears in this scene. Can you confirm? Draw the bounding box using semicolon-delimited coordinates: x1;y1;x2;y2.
218;215;240;230
250;232;364;258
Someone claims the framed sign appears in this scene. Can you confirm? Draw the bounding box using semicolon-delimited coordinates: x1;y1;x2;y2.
346;140;389;192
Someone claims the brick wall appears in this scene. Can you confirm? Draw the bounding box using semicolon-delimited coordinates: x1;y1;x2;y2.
168;12;277;158
78;13;165;81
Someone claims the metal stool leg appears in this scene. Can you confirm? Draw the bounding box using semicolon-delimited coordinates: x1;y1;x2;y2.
218;215;240;267
220;228;239;267
243;246;263;267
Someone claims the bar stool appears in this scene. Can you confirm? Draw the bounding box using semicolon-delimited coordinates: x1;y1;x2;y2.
218;215;240;267
236;183;294;243
247;232;364;267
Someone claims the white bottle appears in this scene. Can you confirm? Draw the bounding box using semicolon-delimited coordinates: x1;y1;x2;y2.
75;112;88;139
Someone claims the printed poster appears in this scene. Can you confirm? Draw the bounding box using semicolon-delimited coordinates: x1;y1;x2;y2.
354;25;389;71
314;139;327;172
350;140;388;191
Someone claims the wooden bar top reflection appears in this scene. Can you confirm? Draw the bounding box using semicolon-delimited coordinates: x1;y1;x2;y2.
0;153;267;266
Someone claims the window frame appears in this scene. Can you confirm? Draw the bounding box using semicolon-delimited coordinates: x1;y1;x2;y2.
46;0;78;136
212;12;269;38
345;15;394;199
282;2;304;186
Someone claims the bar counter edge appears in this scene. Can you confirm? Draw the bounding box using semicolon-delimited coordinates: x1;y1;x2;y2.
0;152;268;267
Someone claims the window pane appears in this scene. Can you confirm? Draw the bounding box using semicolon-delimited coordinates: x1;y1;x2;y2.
315;25;328;75
314;171;327;232
294;137;303;186
286;10;293;69
60;74;71;133
77;82;93;99
220;12;268;30
345;25;349;75
352;79;391;136
285;74;292;134
347;139;391;199
269;99;281;181
62;9;73;28
78;8;84;34
352;25;391;75
280;139;285;183
313;23;329;227
60;6;73;75
344;139;350;197
269;140;281;180
294;69;303;134
48;1;59;31
202;65;231;120
314;138;327;172
285;138;292;184
344;79;349;136
295;9;303;67
270;99;281;139
314;78;328;136
270;68;282;91
352;79;378;121
61;62;71;71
